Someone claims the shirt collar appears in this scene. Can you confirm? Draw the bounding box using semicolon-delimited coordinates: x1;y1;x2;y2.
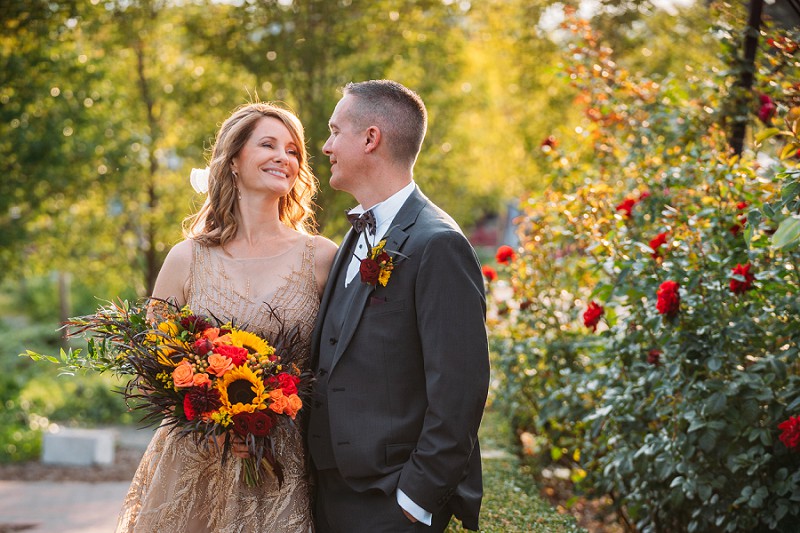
348;181;416;232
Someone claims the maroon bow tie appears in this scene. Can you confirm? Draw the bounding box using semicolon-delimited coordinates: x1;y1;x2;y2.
346;209;376;235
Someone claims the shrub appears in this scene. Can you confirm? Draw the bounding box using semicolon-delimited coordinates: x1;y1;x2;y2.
489;10;800;532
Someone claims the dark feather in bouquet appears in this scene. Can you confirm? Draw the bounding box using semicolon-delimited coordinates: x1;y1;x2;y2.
21;298;312;488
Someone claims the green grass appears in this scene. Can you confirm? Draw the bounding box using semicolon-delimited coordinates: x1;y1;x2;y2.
445;407;585;532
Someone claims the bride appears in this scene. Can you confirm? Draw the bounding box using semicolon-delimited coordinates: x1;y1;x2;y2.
116;102;337;532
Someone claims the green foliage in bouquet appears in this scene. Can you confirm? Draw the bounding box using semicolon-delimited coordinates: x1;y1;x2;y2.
489;9;800;532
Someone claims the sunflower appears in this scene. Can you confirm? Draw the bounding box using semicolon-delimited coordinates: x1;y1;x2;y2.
217;364;269;415
229;329;274;357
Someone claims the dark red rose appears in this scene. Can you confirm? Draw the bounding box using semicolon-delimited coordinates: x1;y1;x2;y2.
616;198;636;218
779;416;800;451
232;412;252;437
496;245;516;264
184;387;221;421
758;95;776;123
647;349;662;366
376;251;391;265
268;373;300;396
649;232;669;259
359;258;380;285
249;411;275;437
736;201;749;211
656;280;680;316
583;301;604;332
192;337;213;356
730;263;755;294
482;265;498;282
213;344;249;366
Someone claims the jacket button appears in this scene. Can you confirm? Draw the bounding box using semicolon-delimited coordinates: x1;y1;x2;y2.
318;368;328;376
329;337;338;345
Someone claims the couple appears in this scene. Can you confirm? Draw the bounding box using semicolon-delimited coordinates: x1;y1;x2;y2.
116;80;490;533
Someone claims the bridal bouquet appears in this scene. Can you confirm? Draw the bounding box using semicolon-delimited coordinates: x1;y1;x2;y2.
23;298;308;487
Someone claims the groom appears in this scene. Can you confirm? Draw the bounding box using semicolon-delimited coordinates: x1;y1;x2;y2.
308;80;490;532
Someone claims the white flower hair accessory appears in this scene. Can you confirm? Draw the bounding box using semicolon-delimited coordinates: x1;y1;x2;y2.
190;167;210;194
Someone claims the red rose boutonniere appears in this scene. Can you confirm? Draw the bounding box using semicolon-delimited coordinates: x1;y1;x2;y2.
360;239;396;287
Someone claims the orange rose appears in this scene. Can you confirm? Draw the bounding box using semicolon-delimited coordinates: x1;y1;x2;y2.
172;360;195;388
285;394;303;419
202;327;220;342
207;353;234;376
268;389;289;415
192;373;211;387
213;333;232;346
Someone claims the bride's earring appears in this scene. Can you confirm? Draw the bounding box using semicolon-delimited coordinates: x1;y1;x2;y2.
232;169;242;200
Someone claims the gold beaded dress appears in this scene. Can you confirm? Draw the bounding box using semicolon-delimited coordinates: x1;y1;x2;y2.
116;236;319;533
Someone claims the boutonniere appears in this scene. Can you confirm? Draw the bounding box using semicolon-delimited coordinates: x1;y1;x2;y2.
359;239;395;287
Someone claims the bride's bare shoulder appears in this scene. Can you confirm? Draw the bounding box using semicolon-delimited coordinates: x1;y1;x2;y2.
313;235;338;267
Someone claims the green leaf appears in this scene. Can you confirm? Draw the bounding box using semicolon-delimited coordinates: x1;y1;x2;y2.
754;127;781;145
705;392;727;415
772;216;800;249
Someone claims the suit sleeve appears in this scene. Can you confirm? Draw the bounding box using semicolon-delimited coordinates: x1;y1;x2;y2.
397;229;490;513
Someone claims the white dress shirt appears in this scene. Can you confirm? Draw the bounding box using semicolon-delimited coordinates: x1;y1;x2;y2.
343;181;433;526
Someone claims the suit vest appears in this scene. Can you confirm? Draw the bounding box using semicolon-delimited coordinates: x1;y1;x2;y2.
308;237;361;470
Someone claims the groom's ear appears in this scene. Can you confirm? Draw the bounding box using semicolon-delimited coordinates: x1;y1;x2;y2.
364;126;381;154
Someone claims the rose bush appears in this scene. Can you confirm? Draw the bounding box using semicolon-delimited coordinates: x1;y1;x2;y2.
489;10;800;533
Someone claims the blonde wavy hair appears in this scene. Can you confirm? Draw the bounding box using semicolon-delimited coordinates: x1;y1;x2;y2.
184;103;317;246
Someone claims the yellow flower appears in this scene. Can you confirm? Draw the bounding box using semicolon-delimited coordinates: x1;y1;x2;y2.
217;365;269;415
158;320;180;337
378;265;393;287
229;329;274;357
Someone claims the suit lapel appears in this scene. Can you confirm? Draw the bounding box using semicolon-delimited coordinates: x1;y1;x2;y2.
329;188;427;372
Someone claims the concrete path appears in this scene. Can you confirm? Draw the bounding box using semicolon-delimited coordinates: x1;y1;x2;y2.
0;480;130;532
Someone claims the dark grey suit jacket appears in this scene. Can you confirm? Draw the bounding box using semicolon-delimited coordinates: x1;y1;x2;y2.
309;187;490;530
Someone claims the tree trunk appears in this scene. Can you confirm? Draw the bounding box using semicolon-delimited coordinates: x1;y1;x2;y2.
729;0;764;156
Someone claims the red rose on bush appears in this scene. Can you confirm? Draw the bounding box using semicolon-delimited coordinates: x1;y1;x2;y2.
616;197;636;217
729;263;755;294
778;416;800;451
541;135;558;149
583;301;604;332
649;232;669;259
481;265;498;282
213;344;249;367
758;94;776;124
496;245;515;264
647;349;662;366
359;257;380;284
656;280;680;316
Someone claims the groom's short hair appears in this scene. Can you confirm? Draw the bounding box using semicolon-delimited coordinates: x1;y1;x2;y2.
342;80;427;167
